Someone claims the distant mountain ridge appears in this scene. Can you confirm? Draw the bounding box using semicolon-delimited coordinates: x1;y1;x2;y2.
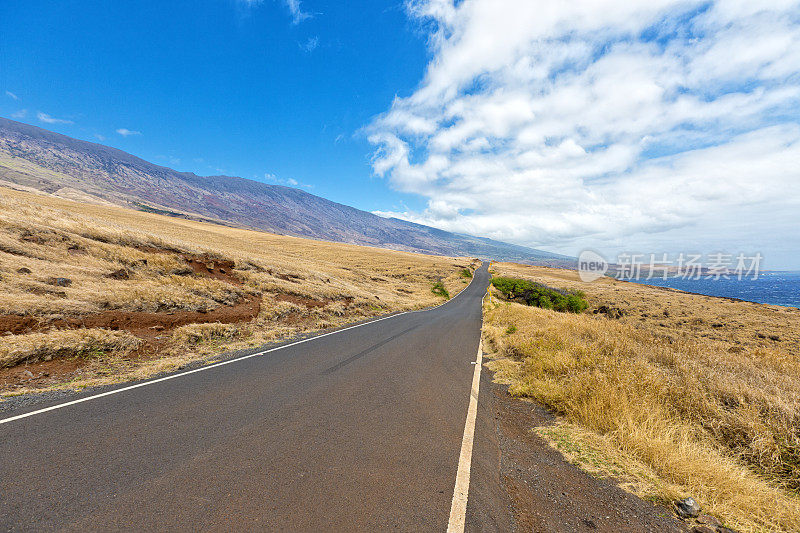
0;117;572;264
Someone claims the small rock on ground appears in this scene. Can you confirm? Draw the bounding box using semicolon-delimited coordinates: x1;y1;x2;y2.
674;497;701;519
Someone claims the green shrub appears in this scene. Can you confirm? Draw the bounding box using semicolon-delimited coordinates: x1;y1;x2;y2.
460;268;473;279
505;324;517;334
491;277;588;313
566;293;589;313
431;281;450;299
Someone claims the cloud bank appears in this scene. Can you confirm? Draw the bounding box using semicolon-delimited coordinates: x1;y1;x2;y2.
368;1;800;266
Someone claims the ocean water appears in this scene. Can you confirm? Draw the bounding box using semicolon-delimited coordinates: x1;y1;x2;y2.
628;271;800;308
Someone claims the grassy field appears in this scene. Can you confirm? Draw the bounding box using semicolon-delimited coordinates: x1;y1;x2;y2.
0;186;476;395
483;262;800;533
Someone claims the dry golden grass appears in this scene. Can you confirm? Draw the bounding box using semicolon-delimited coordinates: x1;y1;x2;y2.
0;186;475;394
483;262;800;533
493;262;800;350
170;322;244;346
0;329;141;368
0;187;472;317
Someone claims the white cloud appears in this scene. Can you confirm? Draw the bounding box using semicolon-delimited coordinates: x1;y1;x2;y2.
116;128;141;137
37;111;73;124
94;133;106;141
155;154;181;166
11;109;27;119
5;91;18;100
235;0;313;24
264;172;312;189
368;0;800;267
301;36;319;52
284;0;312;24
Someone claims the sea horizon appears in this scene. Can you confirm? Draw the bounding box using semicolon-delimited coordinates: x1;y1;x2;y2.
628;270;800;309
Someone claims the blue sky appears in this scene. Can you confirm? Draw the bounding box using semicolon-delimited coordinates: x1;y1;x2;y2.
2;1;800;268
0;0;429;212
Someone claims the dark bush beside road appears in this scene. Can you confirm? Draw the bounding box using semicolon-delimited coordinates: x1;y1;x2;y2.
491;276;588;313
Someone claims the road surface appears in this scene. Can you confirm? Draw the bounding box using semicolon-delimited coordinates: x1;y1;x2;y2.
1;262;504;531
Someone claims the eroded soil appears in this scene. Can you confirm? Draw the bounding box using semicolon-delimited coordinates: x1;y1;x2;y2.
0;252;260;392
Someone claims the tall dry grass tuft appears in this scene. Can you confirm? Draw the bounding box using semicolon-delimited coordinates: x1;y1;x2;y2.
0;329;142;368
170;322;243;346
484;263;800;532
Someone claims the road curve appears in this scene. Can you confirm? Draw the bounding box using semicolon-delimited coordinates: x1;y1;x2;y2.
0;262;498;531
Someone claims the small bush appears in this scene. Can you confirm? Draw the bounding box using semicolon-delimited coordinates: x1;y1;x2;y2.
505;324;517;334
491;277;587;313
460;268;473;279
431;281;450;299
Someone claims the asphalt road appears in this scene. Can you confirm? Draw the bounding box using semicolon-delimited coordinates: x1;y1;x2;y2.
0;262;503;532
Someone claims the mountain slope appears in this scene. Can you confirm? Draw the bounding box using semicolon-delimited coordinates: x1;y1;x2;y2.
0;117;570;264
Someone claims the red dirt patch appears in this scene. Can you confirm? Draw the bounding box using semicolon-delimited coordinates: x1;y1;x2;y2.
0;358;83;391
0;297;260;337
0;296;261;392
0;315;47;335
0;242;261;393
128;245;241;285
181;254;240;285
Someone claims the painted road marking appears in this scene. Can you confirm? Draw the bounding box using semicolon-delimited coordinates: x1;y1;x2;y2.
446;340;483;533
0;266;485;426
0;312;404;426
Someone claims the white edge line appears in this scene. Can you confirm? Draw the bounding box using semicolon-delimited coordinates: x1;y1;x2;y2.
446;289;487;533
0;264;486;426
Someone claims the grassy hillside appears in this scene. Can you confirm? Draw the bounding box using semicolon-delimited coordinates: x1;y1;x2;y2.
0;186;476;395
0;117;572;265
483;262;800;533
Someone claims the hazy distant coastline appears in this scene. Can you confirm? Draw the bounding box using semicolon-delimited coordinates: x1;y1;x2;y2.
630;271;800;308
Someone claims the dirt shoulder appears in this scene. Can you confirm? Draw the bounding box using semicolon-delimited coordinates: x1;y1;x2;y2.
482;373;686;533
